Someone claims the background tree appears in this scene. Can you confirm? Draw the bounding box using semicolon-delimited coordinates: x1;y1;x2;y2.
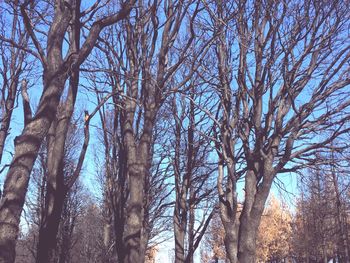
256;196;292;262
170;86;216;263
201;213;226;263
0;0;31;167
292;150;350;262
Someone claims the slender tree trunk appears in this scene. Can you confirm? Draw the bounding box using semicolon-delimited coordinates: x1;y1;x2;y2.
173;114;187;263
103;197;113;262
115;153;127;262
186;195;195;263
0;79;19;164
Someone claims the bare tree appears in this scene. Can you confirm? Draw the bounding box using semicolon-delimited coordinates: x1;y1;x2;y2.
0;0;30;166
0;1;135;261
14;117;88;263
292;148;350;262
88;1;208;261
201;0;350;261
170;85;216;263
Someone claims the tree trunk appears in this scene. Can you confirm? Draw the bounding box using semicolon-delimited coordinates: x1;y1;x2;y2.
36;64;79;263
222;223;239;263
237;217;259;263
36;4;81;261
140;229;149;263
0;74;67;262
0;2;73;260
123;166;144;263
35;106;69;263
115;160;127;263
0;79;19;164
174;214;186;263
186;196;195;263
36;191;65;263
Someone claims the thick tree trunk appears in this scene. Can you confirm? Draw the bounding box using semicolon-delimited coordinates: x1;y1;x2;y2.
223;223;239;263
122;135;154;263
123;166;144;263
36;71;79;263
121;76;155;263
237;217;259;263
174;215;186;263
140;229;149;263
36;191;65;263
36;110;67;263
0;76;66;262
222;167;273;263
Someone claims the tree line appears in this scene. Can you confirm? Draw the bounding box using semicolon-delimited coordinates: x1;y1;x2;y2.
0;0;350;262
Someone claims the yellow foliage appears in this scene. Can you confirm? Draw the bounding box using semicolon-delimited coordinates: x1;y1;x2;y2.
202;195;292;262
145;246;158;263
256;195;292;262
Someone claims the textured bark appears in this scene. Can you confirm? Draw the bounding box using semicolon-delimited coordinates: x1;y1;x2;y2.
122;103;153;263
35;116;69;263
